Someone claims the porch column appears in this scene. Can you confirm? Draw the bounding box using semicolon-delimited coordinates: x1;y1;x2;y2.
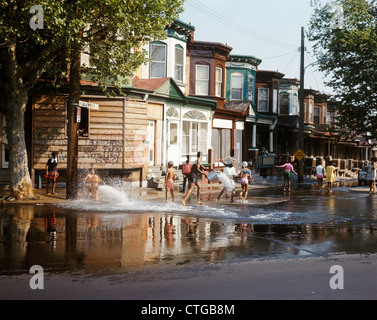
252;123;257;148
269;130;273;153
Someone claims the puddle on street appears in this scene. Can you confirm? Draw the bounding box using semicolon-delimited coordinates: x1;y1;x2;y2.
1;185;377;276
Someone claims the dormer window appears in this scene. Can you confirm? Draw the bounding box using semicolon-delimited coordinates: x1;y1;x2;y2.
231;73;243;100
150;42;167;78
195;64;209;95
215;67;222;97
258;88;269;112
174;45;184;82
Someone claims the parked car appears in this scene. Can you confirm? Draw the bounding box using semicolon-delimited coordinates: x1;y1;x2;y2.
358;166;369;186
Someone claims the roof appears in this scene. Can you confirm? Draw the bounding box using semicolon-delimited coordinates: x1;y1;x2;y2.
132;76;170;91
228;54;262;66
223;101;250;113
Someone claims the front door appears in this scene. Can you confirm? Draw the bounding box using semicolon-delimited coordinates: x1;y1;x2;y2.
147;120;155;166
167;120;180;167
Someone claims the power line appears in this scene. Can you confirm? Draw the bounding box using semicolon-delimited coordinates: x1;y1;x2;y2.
262;49;298;60
186;0;296;50
306;51;323;91
282;51;299;76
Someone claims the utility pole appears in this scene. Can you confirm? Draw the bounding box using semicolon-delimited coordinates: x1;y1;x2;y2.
66;49;80;199
66;24;81;199
298;26;305;183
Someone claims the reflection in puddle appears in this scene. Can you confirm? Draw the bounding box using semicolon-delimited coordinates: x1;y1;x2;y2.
0;208;376;276
1;188;377;275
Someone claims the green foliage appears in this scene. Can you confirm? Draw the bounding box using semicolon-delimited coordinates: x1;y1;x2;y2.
308;0;377;138
0;0;184;92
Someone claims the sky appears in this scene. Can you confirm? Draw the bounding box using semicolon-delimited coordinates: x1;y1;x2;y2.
179;0;332;94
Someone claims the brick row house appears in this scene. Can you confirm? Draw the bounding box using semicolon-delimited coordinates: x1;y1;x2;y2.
0;19;375;190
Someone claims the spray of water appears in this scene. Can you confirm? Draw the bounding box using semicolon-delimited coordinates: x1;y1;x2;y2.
216;171;234;192
57;184;189;213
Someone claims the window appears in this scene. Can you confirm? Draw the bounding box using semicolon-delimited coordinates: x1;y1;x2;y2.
182;120;208;156
273;89;278;113
313;106;320;124
291;94;298;115
215;67;222;97
309;102;313;123
258;88;269;112
169;122;178;145
323;108;327;124
195;65;209;95
231;73;243;100
174;45;184;82
327;112;333;126
150;42;166;78
280;93;289;115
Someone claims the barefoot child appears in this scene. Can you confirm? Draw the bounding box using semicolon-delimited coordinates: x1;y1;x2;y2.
45;152;59;195
276;161;297;192
239;161;253;203
326;161;336;194
84;168;105;200
181;151;208;207
316;162;325;190
217;157;237;203
366;158;377;194
165;161;177;204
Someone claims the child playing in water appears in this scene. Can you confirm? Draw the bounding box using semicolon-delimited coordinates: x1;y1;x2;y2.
83;168;105;201
217;157;237;203
276;161;297;192
326;161;336;194
165;161;177;204
181;151;208;207
239;161;254;203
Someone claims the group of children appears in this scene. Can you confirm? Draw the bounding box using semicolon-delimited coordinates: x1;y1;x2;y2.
45;150;376;203
165;152;254;206
44;152;105;200
276;159;348;194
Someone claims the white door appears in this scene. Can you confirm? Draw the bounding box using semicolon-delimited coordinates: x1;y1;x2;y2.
167;120;180;166
147;121;155;166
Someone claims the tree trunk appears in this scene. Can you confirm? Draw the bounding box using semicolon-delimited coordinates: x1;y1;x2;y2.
6;88;35;200
66;48;81;199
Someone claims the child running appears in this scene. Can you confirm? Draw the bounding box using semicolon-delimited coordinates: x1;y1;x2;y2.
217;157;237;203
181;151;208;207
276;161;297;192
239;161;254;203
165;161;177;204
316;162;325;190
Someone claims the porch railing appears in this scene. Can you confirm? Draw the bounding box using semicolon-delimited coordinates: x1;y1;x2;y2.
256;155;276;169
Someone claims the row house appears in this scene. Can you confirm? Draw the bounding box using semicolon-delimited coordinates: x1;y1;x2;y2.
275;85;374;168
135;20;215;169
2;18;375;190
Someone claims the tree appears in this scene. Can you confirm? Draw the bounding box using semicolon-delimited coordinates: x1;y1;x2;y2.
0;0;184;199
308;0;377;138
